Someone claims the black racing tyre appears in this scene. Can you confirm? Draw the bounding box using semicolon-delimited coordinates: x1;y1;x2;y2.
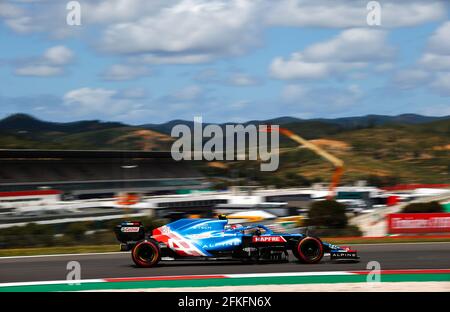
131;240;161;268
294;237;324;264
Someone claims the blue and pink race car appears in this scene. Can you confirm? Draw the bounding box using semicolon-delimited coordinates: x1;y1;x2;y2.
114;216;359;267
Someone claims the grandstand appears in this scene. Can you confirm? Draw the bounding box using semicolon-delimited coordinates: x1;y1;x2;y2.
0;150;208;198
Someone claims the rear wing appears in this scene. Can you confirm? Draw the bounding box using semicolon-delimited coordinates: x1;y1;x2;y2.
114;221;146;251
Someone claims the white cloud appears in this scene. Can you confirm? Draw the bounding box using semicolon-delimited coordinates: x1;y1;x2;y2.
420;53;450;71
1;0;446;66
271;53;331;80
121;87;147;99
194;68;221;82
427;21;450;55
393;69;430;89
374;62;394;72
4;16;34;33
401;21;450;97
418;21;450;75
267;0;365;28
4;0;445;34
99;0;262;61
229;99;250;109
414;21;450;81
270;28;393;80
303;28;393;62
132;53;215;65
267;0;446;28
280;83;365;114
82;0;176;24
192;69;260;86
62;84;214;122
229;73;259;86
63;87;146;118
173;85;203;100
43;46;74;65
63;88;117;111
14;46;74;77
102;64;150;81
15;65;62;77
430;72;450;96
281;84;308;102
380;1;446;27
2;87;152;123
1;1;66;34
0;2;23;18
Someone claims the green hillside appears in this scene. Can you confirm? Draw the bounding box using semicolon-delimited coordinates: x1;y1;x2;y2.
0;114;448;186
203;119;450;187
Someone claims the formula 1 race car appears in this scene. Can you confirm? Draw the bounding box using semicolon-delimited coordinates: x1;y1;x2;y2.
114;217;359;267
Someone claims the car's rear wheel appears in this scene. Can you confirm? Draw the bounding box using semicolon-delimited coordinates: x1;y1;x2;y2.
294;237;324;264
131;240;161;267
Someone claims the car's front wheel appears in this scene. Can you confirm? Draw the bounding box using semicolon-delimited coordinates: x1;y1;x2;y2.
131;240;161;268
293;237;324;264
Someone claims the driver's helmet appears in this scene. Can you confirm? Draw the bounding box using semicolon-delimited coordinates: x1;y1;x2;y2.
217;214;227;220
244;226;263;235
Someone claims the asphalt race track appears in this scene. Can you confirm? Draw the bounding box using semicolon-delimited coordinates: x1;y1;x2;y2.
1;243;449;283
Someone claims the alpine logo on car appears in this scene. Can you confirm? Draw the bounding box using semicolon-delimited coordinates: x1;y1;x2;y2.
331;252;358;258
252;236;286;243
202;238;241;249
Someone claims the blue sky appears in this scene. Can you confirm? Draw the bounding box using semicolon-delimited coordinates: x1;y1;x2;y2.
0;0;449;124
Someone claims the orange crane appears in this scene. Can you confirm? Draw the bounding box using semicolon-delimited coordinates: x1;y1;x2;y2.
264;126;344;199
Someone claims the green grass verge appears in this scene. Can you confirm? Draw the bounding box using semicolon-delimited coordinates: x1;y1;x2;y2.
0;245;119;257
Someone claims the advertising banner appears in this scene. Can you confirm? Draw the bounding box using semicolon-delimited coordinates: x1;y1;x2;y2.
387;213;450;234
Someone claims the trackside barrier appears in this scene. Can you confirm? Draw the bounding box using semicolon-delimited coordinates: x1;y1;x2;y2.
387;213;450;234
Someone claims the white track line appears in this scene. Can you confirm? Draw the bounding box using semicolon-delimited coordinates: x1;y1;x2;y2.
226;271;355;278
0;279;103;287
